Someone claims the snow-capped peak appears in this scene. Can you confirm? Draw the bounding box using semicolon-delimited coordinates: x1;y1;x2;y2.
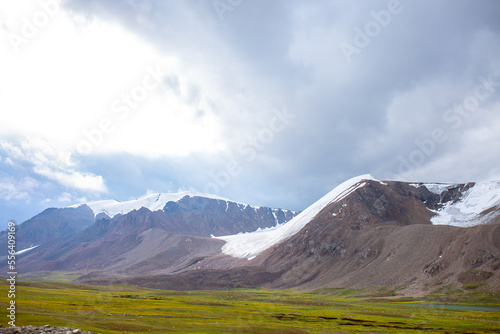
215;174;377;259
69;191;236;218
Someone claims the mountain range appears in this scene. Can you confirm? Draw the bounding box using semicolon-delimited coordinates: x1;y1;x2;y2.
2;175;499;296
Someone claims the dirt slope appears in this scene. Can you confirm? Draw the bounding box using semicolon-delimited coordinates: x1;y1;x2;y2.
256;181;500;293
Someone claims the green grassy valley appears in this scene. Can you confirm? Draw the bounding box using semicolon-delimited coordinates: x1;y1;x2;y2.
1;278;499;333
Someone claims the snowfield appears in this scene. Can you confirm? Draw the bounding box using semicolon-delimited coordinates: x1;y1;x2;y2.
215;174;377;259
428;180;500;227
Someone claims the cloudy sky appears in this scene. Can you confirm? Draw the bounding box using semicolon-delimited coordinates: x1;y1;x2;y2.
1;0;500;227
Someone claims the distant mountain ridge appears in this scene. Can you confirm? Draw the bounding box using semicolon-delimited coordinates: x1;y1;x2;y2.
69;191;268;219
0;193;300;270
0;205;95;252
2;176;499;296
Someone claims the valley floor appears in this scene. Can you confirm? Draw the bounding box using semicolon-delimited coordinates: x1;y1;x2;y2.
0;280;499;334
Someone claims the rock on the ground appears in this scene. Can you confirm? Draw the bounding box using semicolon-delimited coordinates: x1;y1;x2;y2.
0;325;96;334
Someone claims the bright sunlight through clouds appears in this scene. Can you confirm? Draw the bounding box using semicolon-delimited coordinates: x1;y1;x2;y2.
0;0;225;158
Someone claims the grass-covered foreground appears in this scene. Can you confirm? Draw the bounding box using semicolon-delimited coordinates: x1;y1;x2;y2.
1;279;499;333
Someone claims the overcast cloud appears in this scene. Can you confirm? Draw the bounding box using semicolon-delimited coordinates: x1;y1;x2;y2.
1;0;499;228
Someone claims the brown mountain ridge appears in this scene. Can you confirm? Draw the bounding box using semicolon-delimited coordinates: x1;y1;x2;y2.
4;177;500;296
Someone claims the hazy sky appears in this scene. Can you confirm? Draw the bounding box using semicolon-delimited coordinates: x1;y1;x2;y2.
1;0;500;227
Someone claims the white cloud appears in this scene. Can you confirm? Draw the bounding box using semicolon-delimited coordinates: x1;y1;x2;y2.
0;1;226;158
393;101;500;183
0;137;107;193
0;177;38;201
76;196;88;203
34;165;106;192
0;0;499;213
57;192;72;202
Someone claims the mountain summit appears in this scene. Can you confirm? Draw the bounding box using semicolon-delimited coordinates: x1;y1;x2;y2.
216;175;500;259
69;191;248;220
1;192;299;274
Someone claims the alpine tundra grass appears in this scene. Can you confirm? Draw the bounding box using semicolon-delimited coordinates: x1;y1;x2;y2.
1;280;499;333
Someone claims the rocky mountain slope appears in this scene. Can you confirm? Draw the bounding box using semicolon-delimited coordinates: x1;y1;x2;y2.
0;205;95;255
254;178;500;294
76;176;500;295
4;193;298;274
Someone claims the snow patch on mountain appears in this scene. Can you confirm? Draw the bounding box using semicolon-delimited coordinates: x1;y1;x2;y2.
15;245;39;255
430;181;500;227
424;183;454;195
409;182;456;195
69;191;236;218
215;174;377;259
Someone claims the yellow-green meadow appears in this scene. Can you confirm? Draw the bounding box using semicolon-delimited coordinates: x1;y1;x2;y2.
1;278;499;333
